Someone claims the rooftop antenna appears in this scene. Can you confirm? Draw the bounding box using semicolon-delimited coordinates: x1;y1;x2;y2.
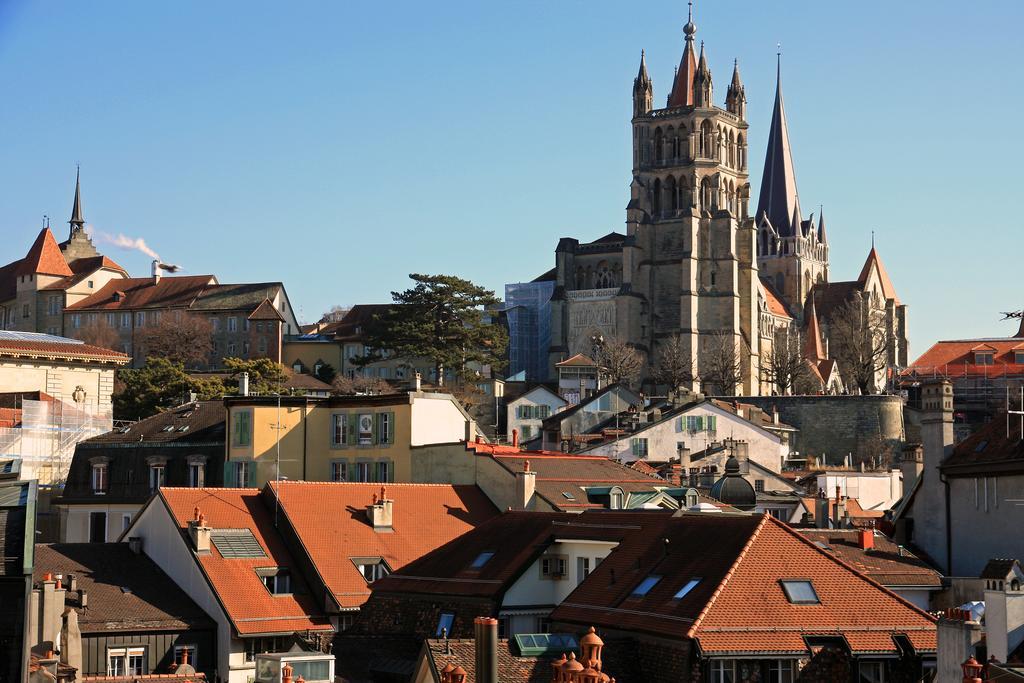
871;230;875;249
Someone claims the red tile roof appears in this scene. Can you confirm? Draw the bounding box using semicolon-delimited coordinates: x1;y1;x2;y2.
551;514;936;655
759;277;794;318
941;411;1024;475
248;298;284;321
270;481;499;609
857;247;900;305
15;229;74;278
905;338;1024;378
555;353;596;368
795;530;941;588
158;487;333;636
0;337;129;364
66;275;216;311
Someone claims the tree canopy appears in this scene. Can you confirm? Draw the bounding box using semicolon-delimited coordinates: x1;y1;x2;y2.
358;273;507;387
113;357;225;421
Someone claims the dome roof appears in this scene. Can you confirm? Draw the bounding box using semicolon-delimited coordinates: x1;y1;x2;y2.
709;456;756;510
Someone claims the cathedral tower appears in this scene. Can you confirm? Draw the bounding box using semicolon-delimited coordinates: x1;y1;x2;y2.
755;58;828;318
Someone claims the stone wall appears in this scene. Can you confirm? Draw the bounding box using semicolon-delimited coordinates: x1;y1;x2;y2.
728;395;905;462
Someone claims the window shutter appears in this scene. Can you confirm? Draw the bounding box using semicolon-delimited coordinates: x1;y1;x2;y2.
708;415;717;432
372;414;380;445
347;414;357;446
387;412;395;444
247;463;257;487
676;418;683;433
631;439;639;457
696;416;704;431
224;463;236;487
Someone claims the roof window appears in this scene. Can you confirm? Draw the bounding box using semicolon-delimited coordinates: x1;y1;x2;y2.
632;574;662;597
470;552;495;569
780;579;820;604
210;529;266;558
562;491;576;501
436;612;455;637
672;578;702;600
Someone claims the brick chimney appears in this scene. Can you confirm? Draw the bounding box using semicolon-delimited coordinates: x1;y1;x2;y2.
858;529;874;551
514;460;536;511
188;508;212;553
367;486;394;532
474;617;498;683
282;662;293;683
814;489;829;529
833;485;846;529
512;428;519;448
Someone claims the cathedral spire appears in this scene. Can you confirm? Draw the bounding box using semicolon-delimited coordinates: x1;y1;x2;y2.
633;50;653;116
667;1;698;108
726;59;746;118
756;52;802;236
803;297;826;362
817;208;827;243
69;166;85;237
693;41;713;107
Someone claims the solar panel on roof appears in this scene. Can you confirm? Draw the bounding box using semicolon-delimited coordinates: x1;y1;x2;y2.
210;529;266;558
0;330;84;345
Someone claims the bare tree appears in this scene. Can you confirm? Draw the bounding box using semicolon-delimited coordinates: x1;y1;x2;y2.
828;294;891;394
137;312;213;369
698;332;746;396
70;319;121;351
762;326;816;395
320;305;350;323
654;333;695;394
332;374;392;396
595;337;644;387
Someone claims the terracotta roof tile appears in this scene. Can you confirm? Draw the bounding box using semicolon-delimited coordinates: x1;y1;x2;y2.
16;229;73;278
795;530;941;588
555;354;596;368
66;275;216;311
270;481;499;609
0;336;128;364
159;488;333;636
759;277;794;318
906;338;1024;377
941;412;1024;474
424;638;557;683
857;247;900;305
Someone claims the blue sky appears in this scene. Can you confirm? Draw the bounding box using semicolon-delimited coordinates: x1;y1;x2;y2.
0;1;1021;355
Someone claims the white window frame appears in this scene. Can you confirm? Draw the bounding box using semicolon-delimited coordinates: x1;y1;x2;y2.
92;463;108;494
767;660;795;683
228;317;238;332
377;413;391;444
331;413;347;446
149;464;165;492
188;462;206;488
331;460;347;482
709;660;735;683
236;461;251;487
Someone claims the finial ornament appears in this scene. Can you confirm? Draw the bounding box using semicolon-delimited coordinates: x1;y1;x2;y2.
871;230;875;249
684;0;697;38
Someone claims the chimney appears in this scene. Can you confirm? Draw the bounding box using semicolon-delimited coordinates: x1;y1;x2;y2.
188;510;212;553
414;372;422;392
366;487;394;531
282;663;294;683
814;489;829;529
900;444;924;492
62;605;83;674
474;617;498;683
128;537;144;555
152;259;161;284
678;446;692;481
834;486;846;529
239;372;250;397
858;529;874;551
512;429;519;448
514;461;536;511
79;591;88;608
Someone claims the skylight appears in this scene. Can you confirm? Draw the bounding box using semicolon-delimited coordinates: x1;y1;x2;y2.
562;491;576;500
471;551;495;569
436;612;455;637
632;575;662;597
210;529;267;558
780;579;820;604
673;578;702;599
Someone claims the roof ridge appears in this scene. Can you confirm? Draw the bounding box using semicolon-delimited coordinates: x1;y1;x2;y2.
686;514;769;639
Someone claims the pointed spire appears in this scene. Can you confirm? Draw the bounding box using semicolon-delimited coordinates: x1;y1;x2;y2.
817;207;827;243
636;49;650;84
633;50;653;117
69;167;85;237
668;2;698;108
693;41;713;107
756;52;802;237
803;297;826;362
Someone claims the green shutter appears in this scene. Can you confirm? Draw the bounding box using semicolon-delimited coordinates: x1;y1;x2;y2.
695;416;704;431
387;412;395;444
372;414;380;445
708;415;717;432
224;463;237;487
247;462;257;487
347;413;357;446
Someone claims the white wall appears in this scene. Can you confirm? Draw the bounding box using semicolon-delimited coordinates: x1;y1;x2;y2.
507;388;566;443
818;471;902;512
410;395;470;446
500;539;618;635
584;403;787;473
62;503;141;543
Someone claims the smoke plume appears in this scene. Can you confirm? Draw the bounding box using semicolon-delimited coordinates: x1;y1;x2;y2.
88;226;161;261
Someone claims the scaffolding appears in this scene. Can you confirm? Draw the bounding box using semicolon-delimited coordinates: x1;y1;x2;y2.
0;399;112;487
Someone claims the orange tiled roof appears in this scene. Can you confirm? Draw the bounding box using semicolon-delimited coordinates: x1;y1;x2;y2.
555;353;596;368
159;488;333;636
16;229;74;278
759;277;794;318
905;338;1024;377
66;275;215;311
270;481;499;609
0;338;128;364
691;518;935;655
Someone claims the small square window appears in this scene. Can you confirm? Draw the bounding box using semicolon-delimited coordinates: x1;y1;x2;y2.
780;579;820;604
471;552;495;569
632;574;662;596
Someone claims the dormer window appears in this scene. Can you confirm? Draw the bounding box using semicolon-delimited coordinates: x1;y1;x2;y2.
353;558;390;582
257;568;292;595
975;352;994;365
1015;351;1024;365
91;462;108;494
609;488;624;510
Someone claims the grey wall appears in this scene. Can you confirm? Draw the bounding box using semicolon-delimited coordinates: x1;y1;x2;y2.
81;629;215;677
730;395;905;461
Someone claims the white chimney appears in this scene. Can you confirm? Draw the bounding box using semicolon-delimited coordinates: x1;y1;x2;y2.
188;508;211;553
367;487;394;532
151;259;161;284
414;371;422;392
514;461;536;511
239;372;250;397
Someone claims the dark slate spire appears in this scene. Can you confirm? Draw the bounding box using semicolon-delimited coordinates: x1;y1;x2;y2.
636;49;650;84
69;167;85;237
693;41;713;107
756;54;802;236
668;1;698;108
633;50;653;116
817;208;827;243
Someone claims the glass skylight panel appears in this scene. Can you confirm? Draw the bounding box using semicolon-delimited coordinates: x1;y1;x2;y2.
673;578;702;599
780;579;820;604
210;529;267;558
632;574;662;596
471;551;495;569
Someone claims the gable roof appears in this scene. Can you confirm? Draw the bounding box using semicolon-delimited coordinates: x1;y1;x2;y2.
857;247;900;305
551;514;936;655
941;412;1024;476
66;275;216;311
906;338;1024;376
248;298;285;321
759;277;794;319
555;354;597;368
269;481;499;609
190;283;284;313
980;558;1021;581
156;487;333;636
15;229;74;278
33;543;215;633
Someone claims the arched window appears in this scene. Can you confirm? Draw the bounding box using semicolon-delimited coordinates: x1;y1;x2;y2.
728;130;735;167
738;133;746;169
804;270;811;295
677;123;688;161
666;175;678;212
654;128;664;163
679;176;692;209
700;120;712;158
652;177;662;215
594;261;613;288
666;125;676;160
